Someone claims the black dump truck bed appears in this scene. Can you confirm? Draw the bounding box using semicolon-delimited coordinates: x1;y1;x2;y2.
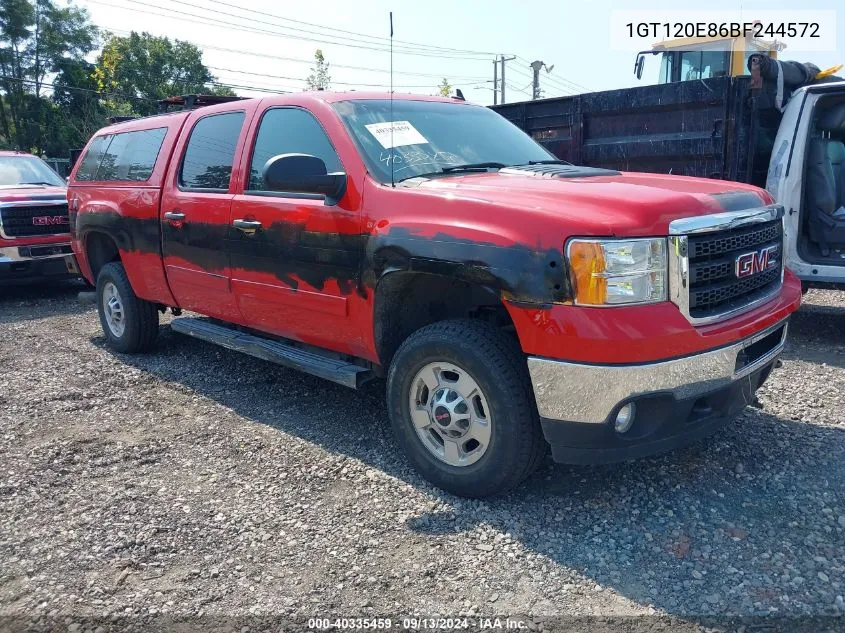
491;76;778;188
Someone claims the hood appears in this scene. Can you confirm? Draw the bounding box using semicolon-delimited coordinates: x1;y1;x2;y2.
401;168;771;237
0;185;67;202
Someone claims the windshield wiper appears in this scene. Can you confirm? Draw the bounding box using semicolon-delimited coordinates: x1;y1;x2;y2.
440;162;508;172
520;159;574;166
20;181;59;186
398;162;507;183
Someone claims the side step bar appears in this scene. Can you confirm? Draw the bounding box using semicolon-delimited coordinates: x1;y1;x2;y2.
170;317;373;389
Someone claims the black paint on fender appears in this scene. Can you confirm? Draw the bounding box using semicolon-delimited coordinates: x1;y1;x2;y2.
366;228;571;304
75;211;573;305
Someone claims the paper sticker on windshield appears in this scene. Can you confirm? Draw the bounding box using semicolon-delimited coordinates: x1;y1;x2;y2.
365;121;428;149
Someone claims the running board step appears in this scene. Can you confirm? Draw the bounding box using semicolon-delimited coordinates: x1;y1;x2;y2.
170;318;372;389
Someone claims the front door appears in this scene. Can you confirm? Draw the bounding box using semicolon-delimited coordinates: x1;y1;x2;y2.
228;106;364;353
160;109;249;321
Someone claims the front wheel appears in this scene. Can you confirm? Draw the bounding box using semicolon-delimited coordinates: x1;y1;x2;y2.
387;320;546;498
96;261;159;353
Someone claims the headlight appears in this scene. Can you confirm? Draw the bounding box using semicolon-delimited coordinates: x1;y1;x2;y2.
566;238;667;306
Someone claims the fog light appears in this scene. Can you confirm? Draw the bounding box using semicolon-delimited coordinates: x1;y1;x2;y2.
614;403;636;434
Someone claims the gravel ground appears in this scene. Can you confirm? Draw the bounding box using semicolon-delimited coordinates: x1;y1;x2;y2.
0;283;843;629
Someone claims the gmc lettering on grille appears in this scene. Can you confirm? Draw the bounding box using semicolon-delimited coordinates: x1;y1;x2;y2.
32;216;69;226
735;245;779;279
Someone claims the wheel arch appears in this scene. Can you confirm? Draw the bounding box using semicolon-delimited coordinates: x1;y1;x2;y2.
372;270;518;368
84;230;122;282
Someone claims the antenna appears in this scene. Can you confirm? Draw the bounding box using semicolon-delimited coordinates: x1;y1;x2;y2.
389;11;395;188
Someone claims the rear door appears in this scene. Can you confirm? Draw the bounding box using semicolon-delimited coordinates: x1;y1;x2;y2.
160;107;255;320
228;106;363;352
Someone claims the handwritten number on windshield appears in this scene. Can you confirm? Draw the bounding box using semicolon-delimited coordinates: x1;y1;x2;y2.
379;150;462;173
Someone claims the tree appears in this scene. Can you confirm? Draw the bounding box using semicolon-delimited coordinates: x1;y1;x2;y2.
0;0;98;151
305;49;330;91
93;32;231;116
49;58;107;153
436;78;452;97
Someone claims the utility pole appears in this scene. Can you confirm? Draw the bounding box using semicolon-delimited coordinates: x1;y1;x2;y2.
530;60;554;100
492;59;498;105
499;55;516;104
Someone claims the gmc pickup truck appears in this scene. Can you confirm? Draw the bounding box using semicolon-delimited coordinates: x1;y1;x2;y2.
0;151;76;284
69;92;801;497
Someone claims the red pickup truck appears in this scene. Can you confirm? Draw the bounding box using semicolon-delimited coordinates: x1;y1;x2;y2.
68;93;801;497
0;151;77;284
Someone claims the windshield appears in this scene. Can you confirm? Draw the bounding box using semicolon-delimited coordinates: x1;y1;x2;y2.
678;42;731;81
333;99;555;183
658;52;674;83
0;155;66;187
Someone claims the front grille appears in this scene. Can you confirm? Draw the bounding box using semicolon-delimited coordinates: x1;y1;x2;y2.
690;265;780;309
669;207;785;325
689;222;781;258
0;203;70;238
684;218;783;321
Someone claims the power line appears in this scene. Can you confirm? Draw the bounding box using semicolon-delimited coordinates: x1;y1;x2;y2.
0;74;156;102
512;74;577;97
0;53;289;101
504;81;531;97
506;65;579;96
3;42;489;87
210;66;448;90
514;56;592;93
1;48;447;99
88;0;494;60
200;0;502;57
209;81;291;94
95;26;491;82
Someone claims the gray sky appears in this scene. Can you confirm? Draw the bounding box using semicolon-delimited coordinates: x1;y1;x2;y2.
75;0;844;105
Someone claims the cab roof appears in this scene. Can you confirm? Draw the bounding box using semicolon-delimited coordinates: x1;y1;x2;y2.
0;150;35;157
99;91;474;135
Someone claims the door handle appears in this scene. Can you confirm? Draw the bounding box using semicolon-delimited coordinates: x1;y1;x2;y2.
233;219;263;233
164;211;186;222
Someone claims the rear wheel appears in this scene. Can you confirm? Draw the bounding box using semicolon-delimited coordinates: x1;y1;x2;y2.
96;262;159;353
387;319;546;498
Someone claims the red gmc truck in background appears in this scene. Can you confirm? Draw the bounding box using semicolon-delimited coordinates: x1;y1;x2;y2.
68;93;801;497
0;151;77;284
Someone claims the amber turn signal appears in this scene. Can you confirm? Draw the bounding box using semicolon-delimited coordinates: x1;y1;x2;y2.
567;240;608;305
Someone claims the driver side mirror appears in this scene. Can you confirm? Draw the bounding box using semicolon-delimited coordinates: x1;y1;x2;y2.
262;153;347;205
634;54;646;80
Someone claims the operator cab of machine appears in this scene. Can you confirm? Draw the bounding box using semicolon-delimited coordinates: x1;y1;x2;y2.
635;33;783;84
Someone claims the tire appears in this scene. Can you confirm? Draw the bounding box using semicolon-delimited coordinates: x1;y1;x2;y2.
387;319;546;498
96;261;159;353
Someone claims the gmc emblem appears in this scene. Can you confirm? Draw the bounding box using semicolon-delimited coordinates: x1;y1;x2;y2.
735;245;779;278
32;215;68;226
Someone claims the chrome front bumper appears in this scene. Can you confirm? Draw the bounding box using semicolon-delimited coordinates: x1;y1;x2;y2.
527;320;788;424
0;243;73;263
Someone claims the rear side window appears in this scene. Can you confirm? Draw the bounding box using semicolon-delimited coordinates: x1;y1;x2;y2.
97;128;167;181
179;111;245;191
74;128;167;182
75;135;109;181
247;108;343;191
